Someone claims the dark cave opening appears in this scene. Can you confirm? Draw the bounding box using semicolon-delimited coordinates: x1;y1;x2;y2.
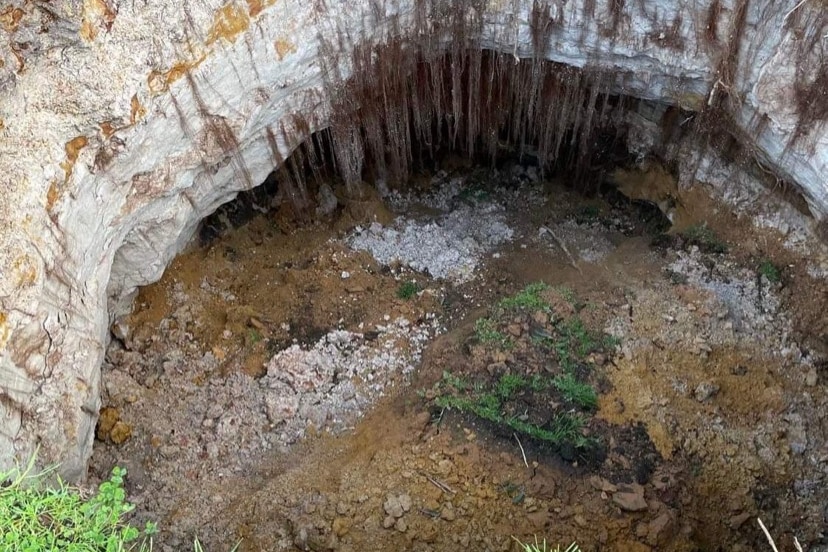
199;47;686;246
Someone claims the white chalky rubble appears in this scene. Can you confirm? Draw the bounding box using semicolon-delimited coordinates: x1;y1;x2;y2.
349;201;514;282
259;317;440;445
0;0;826;479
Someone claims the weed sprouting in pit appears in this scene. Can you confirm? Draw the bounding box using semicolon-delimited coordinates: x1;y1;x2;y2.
757;259;782;284
430;284;622;459
553;373;598;409
679;223;728;254
397;280;420;299
474;317;514;349
498;282;552;312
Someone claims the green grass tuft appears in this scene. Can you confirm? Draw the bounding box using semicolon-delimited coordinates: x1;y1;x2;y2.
498;282;551;312
679;223;728;254
396;281;419;300
757;259;782;283
513;536;582;552
474;318;513;350
553;374;598;409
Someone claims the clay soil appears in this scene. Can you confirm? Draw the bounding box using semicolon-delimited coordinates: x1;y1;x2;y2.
90;165;828;552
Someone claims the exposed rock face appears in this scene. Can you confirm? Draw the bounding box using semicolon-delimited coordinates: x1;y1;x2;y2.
0;0;825;481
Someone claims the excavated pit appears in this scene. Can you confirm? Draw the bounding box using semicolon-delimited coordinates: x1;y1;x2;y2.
86;43;828;552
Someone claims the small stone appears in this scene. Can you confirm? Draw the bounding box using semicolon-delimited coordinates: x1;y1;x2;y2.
694;381;720;402
394;518;407;532
384;494;404;518
341;271;350;279
507;324;522;337
336;501;349;515
647;512;673;545
613;486;648;512
382;516;396;529
729;512;752;529
96;406;120;441
805;368;818;387
398;493;412;513
441;506;456;521
332;517;350;537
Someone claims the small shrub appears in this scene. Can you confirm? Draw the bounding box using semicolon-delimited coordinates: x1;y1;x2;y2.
757;259;782;283
679;223;727;254
396;281;419;299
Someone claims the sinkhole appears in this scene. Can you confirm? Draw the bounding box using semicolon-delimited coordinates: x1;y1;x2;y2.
91;38;828;552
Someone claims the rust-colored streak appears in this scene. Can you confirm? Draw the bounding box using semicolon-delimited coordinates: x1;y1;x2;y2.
207;3;250;46
130;94;146;124
274;38;297;61
80;0;117;42
0;7;24;33
147;59;205;95
246;0;264;17
49;136;89;211
99;121;116;138
0;311;8;350
46;180;60;212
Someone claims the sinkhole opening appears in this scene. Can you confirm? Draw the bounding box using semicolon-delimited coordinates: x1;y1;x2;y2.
96;43;828;552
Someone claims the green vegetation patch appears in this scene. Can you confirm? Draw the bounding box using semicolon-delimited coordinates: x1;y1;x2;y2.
474;317;513;350
434;372;591;450
396;280;420;300
757;259;782;284
498;282;551;312
433;283;622;458
0;460;156;552
679;223;727;254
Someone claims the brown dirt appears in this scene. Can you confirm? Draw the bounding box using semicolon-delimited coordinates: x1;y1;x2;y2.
91;165;828;552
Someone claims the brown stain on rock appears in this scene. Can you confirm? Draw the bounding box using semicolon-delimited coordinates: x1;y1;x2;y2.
147;59;205;94
207;3;250;45
0;7;24;33
0;311;8;350
274;38;297;60
130;94;146;124
47;136;88;212
80;0;117;42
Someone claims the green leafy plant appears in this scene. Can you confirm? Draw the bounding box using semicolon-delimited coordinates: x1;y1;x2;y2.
0;458;156;552
679;223;727;254
0;454;242;552
498;282;551;312
474;317;513;350
553;373;598;409
396;281;419;300
757;259;782;283
247;329;263;344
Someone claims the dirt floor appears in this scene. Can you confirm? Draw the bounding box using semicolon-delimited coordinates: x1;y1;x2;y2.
90;163;828;552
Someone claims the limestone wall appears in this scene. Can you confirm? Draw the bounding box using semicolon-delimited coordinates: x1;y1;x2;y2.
0;0;825;480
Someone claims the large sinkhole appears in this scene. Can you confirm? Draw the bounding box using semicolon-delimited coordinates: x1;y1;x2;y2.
90;44;828;552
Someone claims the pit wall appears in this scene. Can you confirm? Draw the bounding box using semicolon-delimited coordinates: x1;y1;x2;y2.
0;0;825;480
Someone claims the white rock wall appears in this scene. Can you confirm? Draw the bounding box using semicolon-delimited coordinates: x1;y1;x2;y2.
0;0;825;480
